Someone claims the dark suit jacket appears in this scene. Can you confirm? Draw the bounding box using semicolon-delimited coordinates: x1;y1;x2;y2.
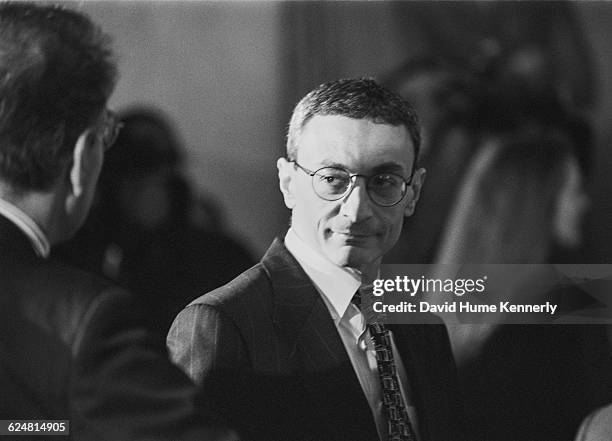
0;215;227;441
168;238;465;441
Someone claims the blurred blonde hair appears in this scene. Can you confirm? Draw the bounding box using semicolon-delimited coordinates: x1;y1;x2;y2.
436;130;573;264
436;130;577;365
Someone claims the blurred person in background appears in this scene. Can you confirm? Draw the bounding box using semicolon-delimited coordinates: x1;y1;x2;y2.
435;126;590;265
55;106;255;337
0;3;233;440
393;1;596;112
381;56;475;158
434;128;612;441
384;39;595;266
382;56;479;265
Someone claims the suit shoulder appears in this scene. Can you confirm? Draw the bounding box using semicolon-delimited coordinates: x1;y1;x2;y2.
176;262;274;332
34;258;126;306
11;258;131;350
188;262;272;309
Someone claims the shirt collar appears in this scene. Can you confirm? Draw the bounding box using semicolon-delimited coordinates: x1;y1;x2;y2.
0;198;50;258
285;228;362;322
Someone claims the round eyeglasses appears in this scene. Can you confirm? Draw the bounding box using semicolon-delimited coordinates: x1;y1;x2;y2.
291;161;413;207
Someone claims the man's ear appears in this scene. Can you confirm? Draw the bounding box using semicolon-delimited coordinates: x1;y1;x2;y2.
69;129;97;198
404;167;426;217
277;157;296;209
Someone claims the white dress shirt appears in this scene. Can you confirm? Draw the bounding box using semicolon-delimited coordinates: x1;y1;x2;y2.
284;229;419;441
0;197;50;258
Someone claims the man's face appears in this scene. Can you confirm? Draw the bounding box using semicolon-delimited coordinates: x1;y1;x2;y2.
278;114;425;273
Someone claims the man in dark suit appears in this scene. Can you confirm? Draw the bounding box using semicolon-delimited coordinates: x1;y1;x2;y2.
168;78;465;441
0;4;233;440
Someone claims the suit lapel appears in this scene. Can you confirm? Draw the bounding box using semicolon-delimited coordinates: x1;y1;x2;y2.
261;238;379;439
262;238;353;369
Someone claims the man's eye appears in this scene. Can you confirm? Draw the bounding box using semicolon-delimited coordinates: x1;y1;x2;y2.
372;174;398;187
323;176;339;183
317;171;343;181
317;173;349;190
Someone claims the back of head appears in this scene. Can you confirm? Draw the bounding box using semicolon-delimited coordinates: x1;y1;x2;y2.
286;77;421;163
437;129;574;264
0;2;117;192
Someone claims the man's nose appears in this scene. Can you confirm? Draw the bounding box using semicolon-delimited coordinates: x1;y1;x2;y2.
339;177;374;222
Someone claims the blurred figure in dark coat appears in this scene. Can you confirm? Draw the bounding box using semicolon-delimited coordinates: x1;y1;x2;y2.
0;3;234;440
435;129;612;441
55;107;254;337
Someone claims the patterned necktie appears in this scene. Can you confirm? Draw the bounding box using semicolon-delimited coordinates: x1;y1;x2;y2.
353;288;417;441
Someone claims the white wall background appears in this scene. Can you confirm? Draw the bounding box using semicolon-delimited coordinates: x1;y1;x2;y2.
81;1;287;257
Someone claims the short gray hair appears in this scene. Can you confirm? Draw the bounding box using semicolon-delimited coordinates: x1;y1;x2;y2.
286;77;421;164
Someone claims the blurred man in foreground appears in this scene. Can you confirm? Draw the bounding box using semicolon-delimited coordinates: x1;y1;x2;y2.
0;3;233;440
